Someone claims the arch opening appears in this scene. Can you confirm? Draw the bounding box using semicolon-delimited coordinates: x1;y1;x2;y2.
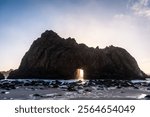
75;68;84;81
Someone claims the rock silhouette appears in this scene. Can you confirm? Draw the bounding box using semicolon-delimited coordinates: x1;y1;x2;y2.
1;69;13;78
0;72;4;79
8;30;146;80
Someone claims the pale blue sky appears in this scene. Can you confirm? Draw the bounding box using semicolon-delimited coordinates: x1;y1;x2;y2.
0;0;150;74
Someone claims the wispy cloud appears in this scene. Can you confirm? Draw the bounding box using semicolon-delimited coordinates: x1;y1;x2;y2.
130;0;150;18
0;0;150;73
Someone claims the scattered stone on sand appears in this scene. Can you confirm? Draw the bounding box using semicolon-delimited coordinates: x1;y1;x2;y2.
0;79;150;100
144;95;150;100
33;94;42;97
1;91;10;94
84;88;92;92
67;86;77;91
147;87;150;90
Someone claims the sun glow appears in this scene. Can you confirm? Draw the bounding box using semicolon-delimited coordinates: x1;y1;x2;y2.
76;69;84;81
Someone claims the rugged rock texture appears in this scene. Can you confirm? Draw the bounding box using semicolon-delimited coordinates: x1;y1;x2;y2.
1;69;13;78
8;30;146;80
0;72;4;79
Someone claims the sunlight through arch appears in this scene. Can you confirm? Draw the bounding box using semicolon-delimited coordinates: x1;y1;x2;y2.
76;68;84;81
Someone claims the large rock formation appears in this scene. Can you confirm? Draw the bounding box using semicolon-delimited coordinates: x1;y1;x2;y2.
8;30;146;80
0;72;4;79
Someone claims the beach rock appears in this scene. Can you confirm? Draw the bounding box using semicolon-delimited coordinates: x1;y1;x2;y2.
11;80;24;86
67;86;77;91
133;86;139;89
8;30;146;80
24;82;31;86
30;80;45;86
144;95;150;100
1;91;6;94
84;88;92;92
0;73;4;79
148;83;150;87
33;94;42;97
0;82;16;90
97;87;104;90
78;86;83;89
53;80;62;85
59;85;68;89
52;84;59;88
147;88;150;90
50;80;62;88
1;91;10;94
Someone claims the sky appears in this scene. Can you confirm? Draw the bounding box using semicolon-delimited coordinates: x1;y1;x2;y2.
0;0;150;74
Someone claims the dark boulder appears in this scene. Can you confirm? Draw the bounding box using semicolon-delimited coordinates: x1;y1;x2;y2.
67;86;77;91
0;82;16;90
0;72;4;79
144;95;150;100
8;30;146;80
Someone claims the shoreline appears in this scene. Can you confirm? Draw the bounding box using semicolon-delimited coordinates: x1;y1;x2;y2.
0;79;150;100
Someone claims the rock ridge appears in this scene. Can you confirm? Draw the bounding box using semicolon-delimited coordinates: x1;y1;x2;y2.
8;30;146;80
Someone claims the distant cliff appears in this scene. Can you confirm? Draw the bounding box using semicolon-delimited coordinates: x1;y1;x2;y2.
8;30;146;80
1;69;13;78
0;72;4;79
